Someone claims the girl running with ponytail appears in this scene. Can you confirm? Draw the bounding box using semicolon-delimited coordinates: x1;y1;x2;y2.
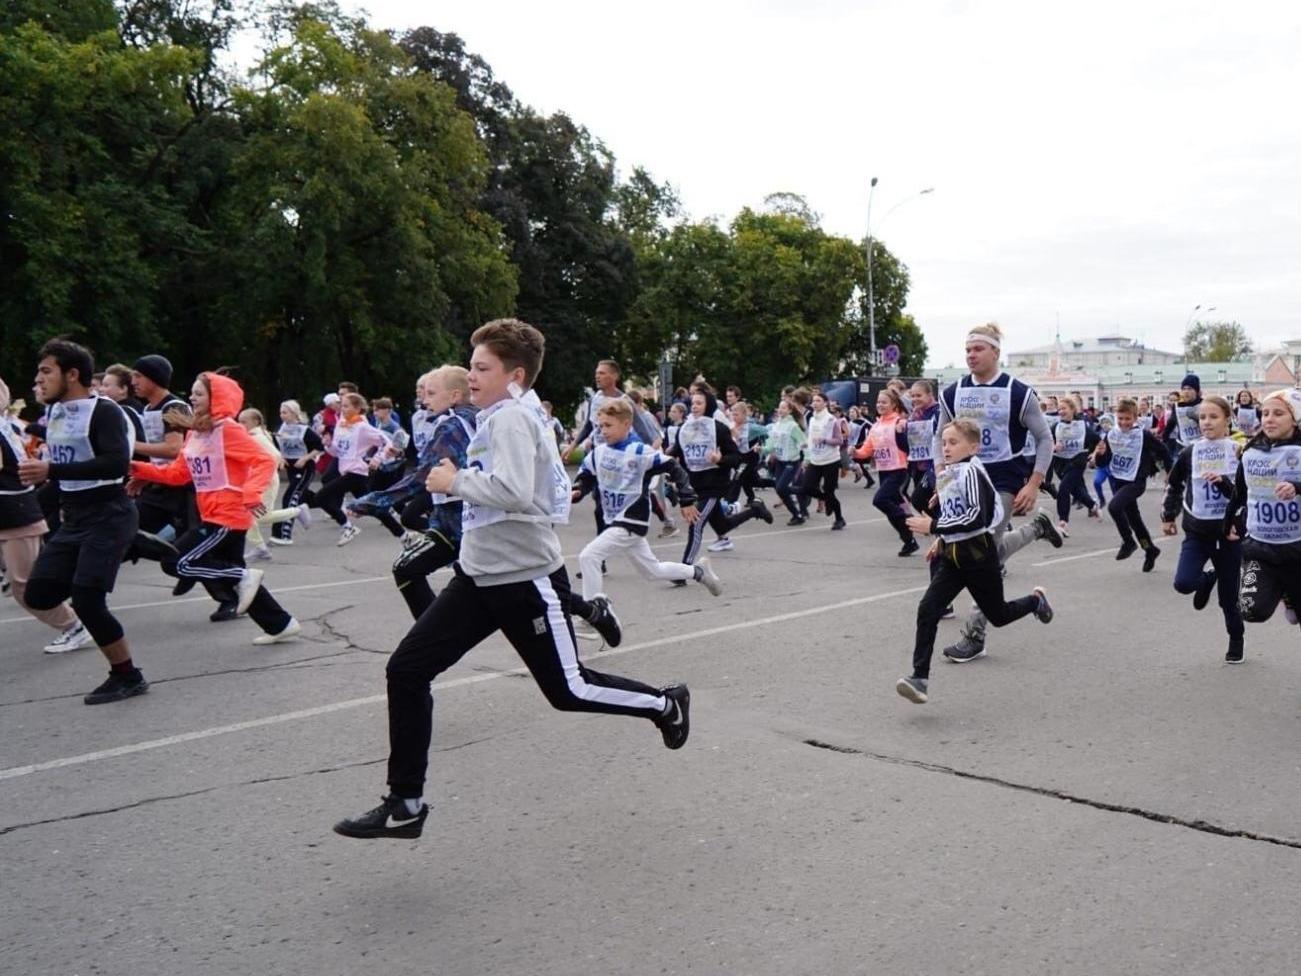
1050;395;1100;536
1224;389;1301;642
861;387;915;553
270;399;323;545
1160;395;1245;662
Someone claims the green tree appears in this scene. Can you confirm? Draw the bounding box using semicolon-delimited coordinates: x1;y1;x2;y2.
840;238;926;376
220;13;517;401
1183;320;1252;362
0;17;202;386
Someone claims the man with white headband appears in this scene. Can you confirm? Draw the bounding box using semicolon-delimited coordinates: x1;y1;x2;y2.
931;322;1062;662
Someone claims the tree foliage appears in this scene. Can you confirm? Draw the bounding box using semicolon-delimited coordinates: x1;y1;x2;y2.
1183;320;1252;363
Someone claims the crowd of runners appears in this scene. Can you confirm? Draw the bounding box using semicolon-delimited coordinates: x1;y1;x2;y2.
3;319;1300;838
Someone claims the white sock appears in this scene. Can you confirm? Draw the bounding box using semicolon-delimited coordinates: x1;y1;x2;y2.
403;797;424;816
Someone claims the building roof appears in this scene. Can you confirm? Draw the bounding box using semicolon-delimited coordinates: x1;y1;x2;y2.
925;361;1258;389
1008;334;1180;358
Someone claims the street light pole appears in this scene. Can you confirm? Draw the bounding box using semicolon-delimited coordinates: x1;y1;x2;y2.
866;177;878;372
865;180;934;375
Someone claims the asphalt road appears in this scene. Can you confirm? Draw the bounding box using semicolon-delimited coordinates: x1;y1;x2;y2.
4;480;1301;976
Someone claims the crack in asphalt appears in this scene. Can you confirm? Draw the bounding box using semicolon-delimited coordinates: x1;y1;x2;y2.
0;736;497;837
316;608;388;656
800;737;1301;851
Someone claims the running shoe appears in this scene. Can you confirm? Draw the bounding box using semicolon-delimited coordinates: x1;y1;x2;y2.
246;544;272;562
1193;570;1217;611
695;557;723;596
749;498;774;525
659;522;680;539
898;538;919;556
1115;539;1138;561
1032;586;1054;623
707;538;734;552
655;684;691;749
1226;636;1244;664
173;578;197;596
895;676;928;704
43;621;95;654
831;518;847;531
1034;510;1064;549
786;515;806;526
399;529;426;550
210;602;239;622
337;523;361;547
939;606;955;620
84;670;148;705
333;795;428;839
296;504;313;528
268;536;294;547
253;618;302;645
943;629;986;663
586;596;623;647
1141;545;1160;573
236;568;264;614
1087;506;1101;519
1285;600;1298;626
1057;520;1070;539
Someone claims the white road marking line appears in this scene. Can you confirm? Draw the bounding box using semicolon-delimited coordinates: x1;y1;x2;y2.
0;516;887;626
1032;547;1115;567
0;581;929;781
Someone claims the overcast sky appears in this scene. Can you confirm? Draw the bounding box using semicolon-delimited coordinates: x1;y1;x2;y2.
311;0;1299;367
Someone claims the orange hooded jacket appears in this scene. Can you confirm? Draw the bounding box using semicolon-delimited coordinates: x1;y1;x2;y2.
130;373;273;530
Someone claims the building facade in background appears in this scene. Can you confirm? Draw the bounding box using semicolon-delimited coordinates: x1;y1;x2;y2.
927;332;1300;409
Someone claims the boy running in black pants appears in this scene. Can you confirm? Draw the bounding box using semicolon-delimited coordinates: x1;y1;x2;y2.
1092;396;1173;571
20;340;148;704
335;319;690;840
896;419;1054;704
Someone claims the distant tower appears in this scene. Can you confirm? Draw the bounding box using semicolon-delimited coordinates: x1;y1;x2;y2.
1048;320;1063;375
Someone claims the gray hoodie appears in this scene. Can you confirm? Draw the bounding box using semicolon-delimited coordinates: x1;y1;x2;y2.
452;390;568;586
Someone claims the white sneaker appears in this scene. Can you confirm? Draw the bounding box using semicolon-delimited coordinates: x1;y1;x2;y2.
43;620;95;654
707;538;734;552
1057;520;1070;539
253;617;301;645
573;620;601;641
337;523;361;547
236;568;264;614
695;557;723;597
268;536;294;547
246;544;272;562
296;504;313;528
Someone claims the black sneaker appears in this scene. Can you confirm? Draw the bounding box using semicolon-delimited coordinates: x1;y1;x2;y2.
333;795;429;839
895;675;928;704
831;518;846;531
943;630;986;663
786;515;806;526
939;606;955;620
1193;570;1218;611
210;602;240;622
655;684;690;750
749;498;774;525
1034;510;1064;549
173;578;197;596
1032;586;1054;623
1226;636;1244;664
898;538;919;557
84;670;149;705
1141;545;1160;573
1115;539;1138;561
587;596;622;648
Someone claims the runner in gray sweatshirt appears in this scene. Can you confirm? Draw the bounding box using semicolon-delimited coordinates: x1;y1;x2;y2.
334;318;692;841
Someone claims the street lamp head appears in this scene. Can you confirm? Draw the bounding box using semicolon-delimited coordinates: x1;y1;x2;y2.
870;177;878;187
920;187;935;195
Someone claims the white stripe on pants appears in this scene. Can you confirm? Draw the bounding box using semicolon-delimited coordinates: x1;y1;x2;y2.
533;577;667;712
578;526;694;601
